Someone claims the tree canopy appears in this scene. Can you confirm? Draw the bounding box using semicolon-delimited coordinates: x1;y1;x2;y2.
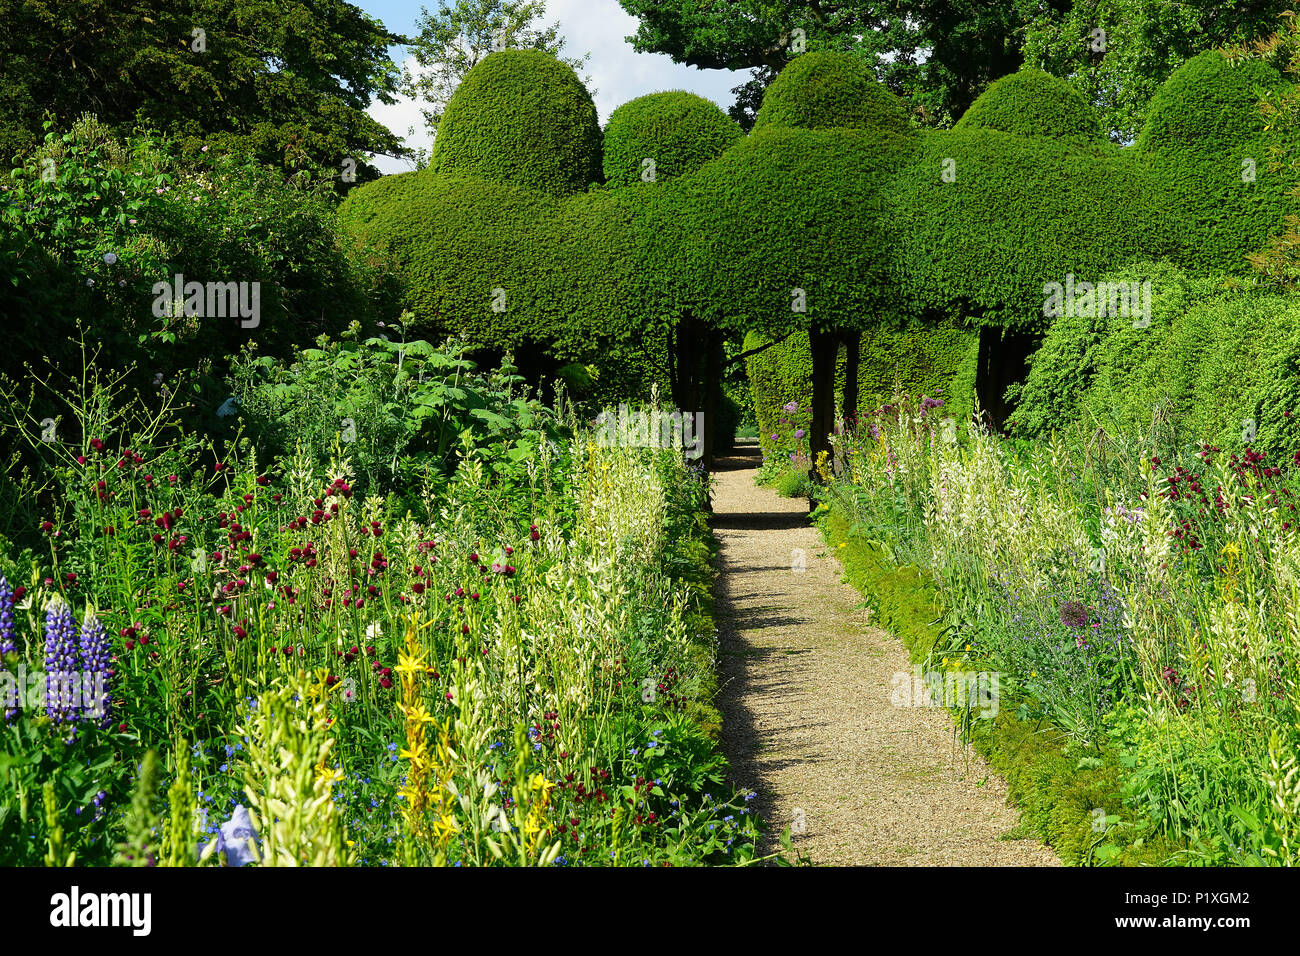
0;0;405;178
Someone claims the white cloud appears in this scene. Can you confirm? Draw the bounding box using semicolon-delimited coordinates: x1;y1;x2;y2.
367;0;751;176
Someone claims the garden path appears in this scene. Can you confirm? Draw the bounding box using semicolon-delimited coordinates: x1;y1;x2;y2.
712;443;1059;866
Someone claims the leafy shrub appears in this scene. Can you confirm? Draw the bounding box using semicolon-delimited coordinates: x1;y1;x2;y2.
227;323;563;511
1134;51;1295;275
1008;261;1300;458
0;116;394;414
429;50;603;196
752;50;911;134
602;91;742;187
955;68;1106;143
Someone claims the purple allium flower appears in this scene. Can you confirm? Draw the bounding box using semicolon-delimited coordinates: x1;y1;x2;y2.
783;401;798;413
794;429;806;439
78;612;111;726
1059;600;1089;628
44;599;80;726
868;424;880;440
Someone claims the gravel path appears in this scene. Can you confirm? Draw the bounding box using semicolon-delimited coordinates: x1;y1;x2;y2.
713;444;1059;867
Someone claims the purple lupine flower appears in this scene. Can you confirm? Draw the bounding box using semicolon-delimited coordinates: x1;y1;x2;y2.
0;576;15;656
78;612;111;726
44;599;80;726
0;576;16;721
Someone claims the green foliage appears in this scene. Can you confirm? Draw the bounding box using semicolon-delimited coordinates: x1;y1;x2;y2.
752;50;911;133
1022;0;1291;143
429;50;603;196
1134;51;1295;275
617;0;1043;129
657;126;914;342
602;92;742;187
0;117;393;413
955;68;1105;143
1008;262;1300;459
228;323;564;510
892;126;1187;328
0;0;405;180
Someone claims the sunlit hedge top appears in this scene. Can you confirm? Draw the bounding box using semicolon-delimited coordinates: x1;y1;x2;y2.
752;50;912;134
602;91;743;187
955;68;1105;143
653;125;918;339
336;169;439;239
1134;51;1294;274
429;50;603;196
890;127;1188;328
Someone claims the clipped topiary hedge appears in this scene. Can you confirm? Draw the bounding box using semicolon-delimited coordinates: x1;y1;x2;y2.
657;124;917;343
602;91;743;187
890;126;1188;329
1008;261;1300;459
746;318;979;458
956;68;1106;143
429;49;603;196
753;50;911;134
1134;50;1295;276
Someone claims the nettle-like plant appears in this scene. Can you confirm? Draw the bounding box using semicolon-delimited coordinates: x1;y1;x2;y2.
227;319;567;511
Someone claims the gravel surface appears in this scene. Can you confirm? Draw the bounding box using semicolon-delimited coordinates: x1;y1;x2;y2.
712;445;1059;867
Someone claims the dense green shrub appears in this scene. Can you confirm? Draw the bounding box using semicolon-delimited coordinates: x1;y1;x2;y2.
338;170;666;405
746;319;978;458
1134;51;1295;275
334;169;439;240
227;324;564;512
752;50;911;134
0;116;391;413
657;125;916;342
891;127;1187;329
602;92;742;187
429;50;603;196
1008;262;1300;458
955;68;1106;143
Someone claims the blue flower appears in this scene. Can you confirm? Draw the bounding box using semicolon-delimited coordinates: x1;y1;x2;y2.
210;804;259;867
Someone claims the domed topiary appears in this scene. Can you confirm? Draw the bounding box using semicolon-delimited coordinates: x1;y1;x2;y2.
1133;50;1293;274
429;49;603;196
956;68;1105;142
1135;50;1285;153
753;50;911;134
602;91;743;187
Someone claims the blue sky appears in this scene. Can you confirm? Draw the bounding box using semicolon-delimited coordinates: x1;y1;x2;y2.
354;0;751;173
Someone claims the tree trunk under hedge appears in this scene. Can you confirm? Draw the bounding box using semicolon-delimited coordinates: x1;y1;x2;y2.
671;313;722;480
809;326;837;490
841;330;860;431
